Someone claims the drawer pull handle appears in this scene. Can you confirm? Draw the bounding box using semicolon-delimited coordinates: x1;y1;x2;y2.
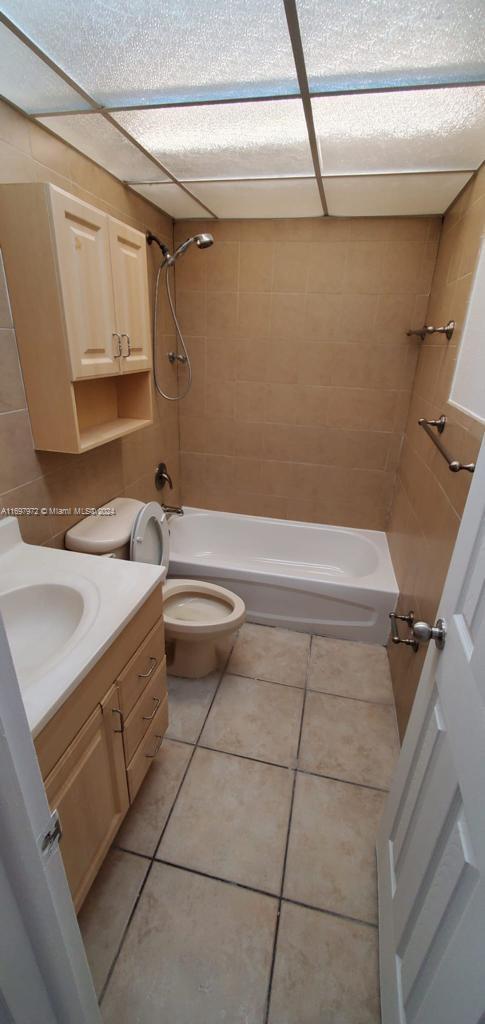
142;696;161;721
145;733;163;759
138;657;158;680
112;707;124;734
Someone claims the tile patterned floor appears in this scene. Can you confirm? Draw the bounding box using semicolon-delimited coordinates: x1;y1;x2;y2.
79;623;400;1023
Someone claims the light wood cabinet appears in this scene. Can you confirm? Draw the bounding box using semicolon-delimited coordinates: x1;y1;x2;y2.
35;588;168;911
44;684;129;911
0;183;153;453
109;217;152;374
49;186;120;380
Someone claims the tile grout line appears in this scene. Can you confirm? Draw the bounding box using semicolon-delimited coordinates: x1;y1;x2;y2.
222;666;395;709
263;633;314;1024
99;642;234;1005
115;848;378;930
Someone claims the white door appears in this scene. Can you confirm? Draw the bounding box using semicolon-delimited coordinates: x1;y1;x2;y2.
49;186;120;379
377;436;485;1024
0;615;101;1023
108;217;152;373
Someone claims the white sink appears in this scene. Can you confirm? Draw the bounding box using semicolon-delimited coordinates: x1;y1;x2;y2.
0;516;162;735
0;581;94;687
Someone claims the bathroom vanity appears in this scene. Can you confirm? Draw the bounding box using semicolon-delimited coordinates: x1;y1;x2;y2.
0;518;168;911
35;587;167;910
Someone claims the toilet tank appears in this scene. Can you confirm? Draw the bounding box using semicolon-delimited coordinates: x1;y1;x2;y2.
65;497;143;558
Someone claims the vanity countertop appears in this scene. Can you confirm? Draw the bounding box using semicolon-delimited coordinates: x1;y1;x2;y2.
0;517;164;737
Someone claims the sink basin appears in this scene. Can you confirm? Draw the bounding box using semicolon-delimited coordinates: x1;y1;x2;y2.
0;580;96;688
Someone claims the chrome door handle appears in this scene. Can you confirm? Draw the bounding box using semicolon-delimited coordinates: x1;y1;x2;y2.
138;656;158;680
142;696;161;721
112;332;122;358
145;734;163;759
121;333;131;357
413;619;446;650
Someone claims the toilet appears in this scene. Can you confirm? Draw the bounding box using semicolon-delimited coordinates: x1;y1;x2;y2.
65;497;245;678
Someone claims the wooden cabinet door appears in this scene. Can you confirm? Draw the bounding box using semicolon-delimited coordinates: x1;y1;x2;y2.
49;186;120;380
44;683;129;911
108;217;152;373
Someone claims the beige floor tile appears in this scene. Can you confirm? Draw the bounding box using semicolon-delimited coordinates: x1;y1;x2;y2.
157;747;293;893
79;849;148;997
102;863;277;1024
115;739;192;856
308;636;393;703
284;774;384;923
228;623;310;687
200;673;304;766
166;671;220;742
268;902;380;1024
299;691;399;789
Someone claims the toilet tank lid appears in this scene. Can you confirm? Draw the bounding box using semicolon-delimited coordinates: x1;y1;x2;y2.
65;497;144;554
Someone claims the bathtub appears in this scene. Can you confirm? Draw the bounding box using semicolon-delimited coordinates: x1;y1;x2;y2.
168;508;398;645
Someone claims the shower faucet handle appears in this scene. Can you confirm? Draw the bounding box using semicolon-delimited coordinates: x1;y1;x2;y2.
155;462;173;491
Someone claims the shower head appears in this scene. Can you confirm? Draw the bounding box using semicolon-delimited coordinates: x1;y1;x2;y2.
173;233;214;259
194;233;214;249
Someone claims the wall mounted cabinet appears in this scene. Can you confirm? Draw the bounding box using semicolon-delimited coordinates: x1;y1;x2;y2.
0;183;153;452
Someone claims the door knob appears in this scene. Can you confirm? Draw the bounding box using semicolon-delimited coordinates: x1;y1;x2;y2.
412;618;446;650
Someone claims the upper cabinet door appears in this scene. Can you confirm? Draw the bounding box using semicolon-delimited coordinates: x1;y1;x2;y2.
48;187;120;379
108;218;152;373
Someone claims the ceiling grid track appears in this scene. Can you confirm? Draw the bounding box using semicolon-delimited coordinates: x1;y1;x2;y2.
0;11;219;219
282;0;328;215
0;4;484;219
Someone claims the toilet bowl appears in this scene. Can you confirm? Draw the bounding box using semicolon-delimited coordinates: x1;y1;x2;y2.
65;497;246;678
163;579;245;678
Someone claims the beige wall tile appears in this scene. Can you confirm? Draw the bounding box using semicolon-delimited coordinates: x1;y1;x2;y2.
239;243;273;292
205;242;239;292
306;242;347;294
387;165;485;740
272;241;309;293
0;410;42;493
206;291;238;335
303;292;342;341
237;291;271;338
0;330;26;413
270;292;306;340
0;253;13;328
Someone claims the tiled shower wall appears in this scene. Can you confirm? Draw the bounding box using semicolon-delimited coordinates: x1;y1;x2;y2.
174;216;440;529
0;98;179;548
387;166;485;737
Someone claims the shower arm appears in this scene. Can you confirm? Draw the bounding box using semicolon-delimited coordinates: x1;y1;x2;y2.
406;320;455;341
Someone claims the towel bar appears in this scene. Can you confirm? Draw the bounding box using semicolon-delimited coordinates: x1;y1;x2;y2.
418;416;475;473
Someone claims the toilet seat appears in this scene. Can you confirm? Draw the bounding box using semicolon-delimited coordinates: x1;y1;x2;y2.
130;502;170;572
163;579;245;636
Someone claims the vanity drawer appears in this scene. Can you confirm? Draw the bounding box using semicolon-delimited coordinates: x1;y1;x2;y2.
117;617;165;718
123;658;167;764
126;696;169;803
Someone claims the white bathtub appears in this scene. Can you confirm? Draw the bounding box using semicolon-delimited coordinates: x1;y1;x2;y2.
168;508;398;645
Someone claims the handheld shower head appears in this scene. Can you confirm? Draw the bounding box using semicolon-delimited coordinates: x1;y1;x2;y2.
195;233;214;249
173;233;214;259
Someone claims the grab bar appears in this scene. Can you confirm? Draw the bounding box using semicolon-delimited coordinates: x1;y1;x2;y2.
407;321;455;341
418;416;475;474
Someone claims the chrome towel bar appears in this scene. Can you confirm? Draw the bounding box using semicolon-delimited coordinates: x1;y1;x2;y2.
407;321;455;341
418;415;475;474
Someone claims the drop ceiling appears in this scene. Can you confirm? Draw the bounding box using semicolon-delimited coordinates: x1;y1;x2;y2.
1;1;484;219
